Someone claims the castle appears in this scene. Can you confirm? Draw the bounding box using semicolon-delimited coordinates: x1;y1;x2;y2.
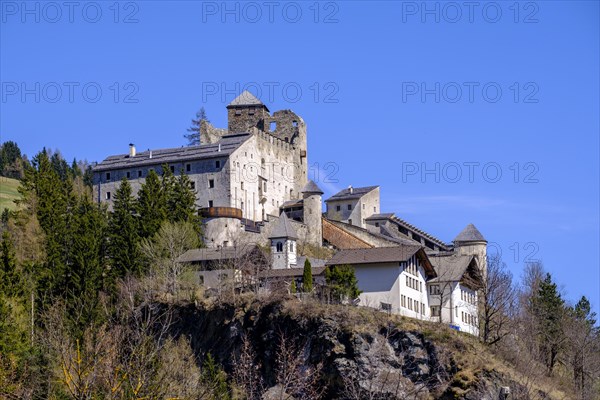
93;91;488;335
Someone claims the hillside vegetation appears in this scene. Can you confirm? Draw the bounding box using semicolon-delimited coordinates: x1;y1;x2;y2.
0;177;21;211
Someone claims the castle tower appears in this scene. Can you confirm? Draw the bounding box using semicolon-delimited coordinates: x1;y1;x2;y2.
301;180;323;247
453;223;488;275
270;212;298;269
226;91;270;133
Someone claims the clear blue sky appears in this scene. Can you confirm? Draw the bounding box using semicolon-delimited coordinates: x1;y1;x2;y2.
1;1;599;311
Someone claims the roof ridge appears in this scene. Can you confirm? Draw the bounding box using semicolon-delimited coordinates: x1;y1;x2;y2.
390;215;449;248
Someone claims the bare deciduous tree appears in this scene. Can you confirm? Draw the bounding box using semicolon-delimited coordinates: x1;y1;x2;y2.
480;253;516;345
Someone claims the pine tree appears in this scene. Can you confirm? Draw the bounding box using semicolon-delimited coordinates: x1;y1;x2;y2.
290;279;297;294
325;264;361;303
0;231;20;296
201;353;230;399
136;169;167;239
168;171;197;224
184;107;209;146
108;178;141;277
302;258;313;293
68;197;109;328
533;273;565;375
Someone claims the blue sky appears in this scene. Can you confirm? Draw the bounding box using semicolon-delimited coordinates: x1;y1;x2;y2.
1;1;599;311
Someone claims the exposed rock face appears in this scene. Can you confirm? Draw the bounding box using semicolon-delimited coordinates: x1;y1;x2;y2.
168;300;532;399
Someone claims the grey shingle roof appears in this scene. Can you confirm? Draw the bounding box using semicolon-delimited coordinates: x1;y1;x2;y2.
227;91;265;107
93;133;251;172
258;266;327;278
178;244;260;263
453;224;486;242
326;245;422;266
301;180;324;195
428;254;475;282
325;185;378;202
269;212;298;239
366;213;451;250
365;213;396;220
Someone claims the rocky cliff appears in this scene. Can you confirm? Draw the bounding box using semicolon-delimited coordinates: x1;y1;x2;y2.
167;297;556;399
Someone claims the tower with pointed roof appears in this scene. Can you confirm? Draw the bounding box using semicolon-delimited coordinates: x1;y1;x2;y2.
270;212;298;269
453;223;487;275
226;90;270;133
302;180;324;247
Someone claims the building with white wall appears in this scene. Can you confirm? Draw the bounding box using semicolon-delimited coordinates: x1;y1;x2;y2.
326;245;436;320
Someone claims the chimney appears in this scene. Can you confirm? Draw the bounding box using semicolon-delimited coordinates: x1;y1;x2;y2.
348;185;353;194
149;150;153;159
129;143;136;157
218;143;222;152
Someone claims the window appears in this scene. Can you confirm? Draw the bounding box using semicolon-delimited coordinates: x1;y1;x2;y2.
289;242;294;252
208;200;213;207
401;295;406;308
209;179;215;188
362;204;365;209
270;121;276;131
105;172;111;181
248;107;255;115
263;182;267;192
374;206;377;212
198;275;205;285
190;182;195;190
336;205;341;212
105;192;111;200
170;165;175;173
241;201;244;210
138;170;142;178
215;160;221;169
429;285;440;295
348;219;352;225
375;222;379;227
430;306;440;317
241;182;244;190
126;171;130;179
235;109;242;116
421;303;425;315
276;242;283;252
347;204;351;210
455;306;458;317
381;302;392;312
186;163;191;172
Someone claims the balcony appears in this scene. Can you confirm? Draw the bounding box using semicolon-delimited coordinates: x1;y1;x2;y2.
199;207;243;219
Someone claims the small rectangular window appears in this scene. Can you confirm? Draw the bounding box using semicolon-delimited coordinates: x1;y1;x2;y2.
190;182;195;190
105;192;111;200
208;200;213;207
209;179;215;188
235;109;242;116
336;205;341;211
186;163;191;172
362;204;365;210
347;204;351;210
215;160;221;169
106;172;111;181
241;181;244;190
198;275;205;285
126;171;130;179
170;165;175;173
374;206;377;212
138;170;142;178
380;302;392;311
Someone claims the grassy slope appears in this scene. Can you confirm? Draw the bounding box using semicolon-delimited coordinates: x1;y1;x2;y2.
0;177;21;211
